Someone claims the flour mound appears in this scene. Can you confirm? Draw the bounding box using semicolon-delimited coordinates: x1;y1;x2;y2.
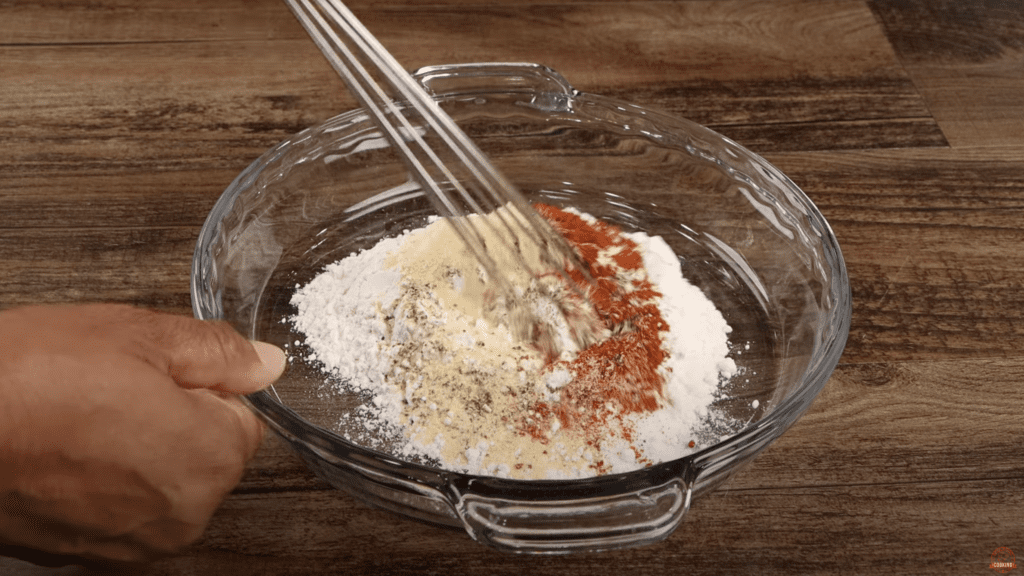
289;207;736;479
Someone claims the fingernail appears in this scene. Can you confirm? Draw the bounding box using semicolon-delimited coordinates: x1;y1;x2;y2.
249;340;287;387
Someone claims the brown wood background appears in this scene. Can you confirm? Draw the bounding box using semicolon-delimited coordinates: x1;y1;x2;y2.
2;0;1023;574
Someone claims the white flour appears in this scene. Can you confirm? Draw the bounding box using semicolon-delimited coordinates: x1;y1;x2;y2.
289;207;737;479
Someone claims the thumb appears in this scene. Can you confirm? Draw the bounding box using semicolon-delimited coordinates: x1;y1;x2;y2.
143;314;287;394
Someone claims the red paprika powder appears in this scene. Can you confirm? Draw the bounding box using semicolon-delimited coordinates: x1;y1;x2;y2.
518;204;672;467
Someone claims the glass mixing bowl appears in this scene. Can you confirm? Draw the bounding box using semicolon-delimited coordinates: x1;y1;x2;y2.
191;62;850;554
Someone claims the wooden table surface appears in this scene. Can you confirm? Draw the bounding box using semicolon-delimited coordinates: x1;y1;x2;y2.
2;0;1023;574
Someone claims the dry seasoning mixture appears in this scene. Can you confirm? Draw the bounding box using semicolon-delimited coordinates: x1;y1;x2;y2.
289;204;737;479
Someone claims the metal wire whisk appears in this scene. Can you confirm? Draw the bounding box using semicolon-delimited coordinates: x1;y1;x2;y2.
284;0;600;351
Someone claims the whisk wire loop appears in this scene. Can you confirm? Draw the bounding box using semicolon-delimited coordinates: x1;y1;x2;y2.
285;0;600;349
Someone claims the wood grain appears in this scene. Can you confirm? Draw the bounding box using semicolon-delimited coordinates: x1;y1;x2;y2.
0;227;195;311
765;148;1024;363
140;475;1020;576
869;0;1024;148
0;0;944;182
1;0;1023;574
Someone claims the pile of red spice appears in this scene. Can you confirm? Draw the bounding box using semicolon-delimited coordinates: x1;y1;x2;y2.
519;204;672;469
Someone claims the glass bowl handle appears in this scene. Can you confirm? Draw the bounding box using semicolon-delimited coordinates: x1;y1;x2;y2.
447;467;696;553
412;62;577;112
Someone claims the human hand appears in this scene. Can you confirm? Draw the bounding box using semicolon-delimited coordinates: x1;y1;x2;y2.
0;304;286;566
